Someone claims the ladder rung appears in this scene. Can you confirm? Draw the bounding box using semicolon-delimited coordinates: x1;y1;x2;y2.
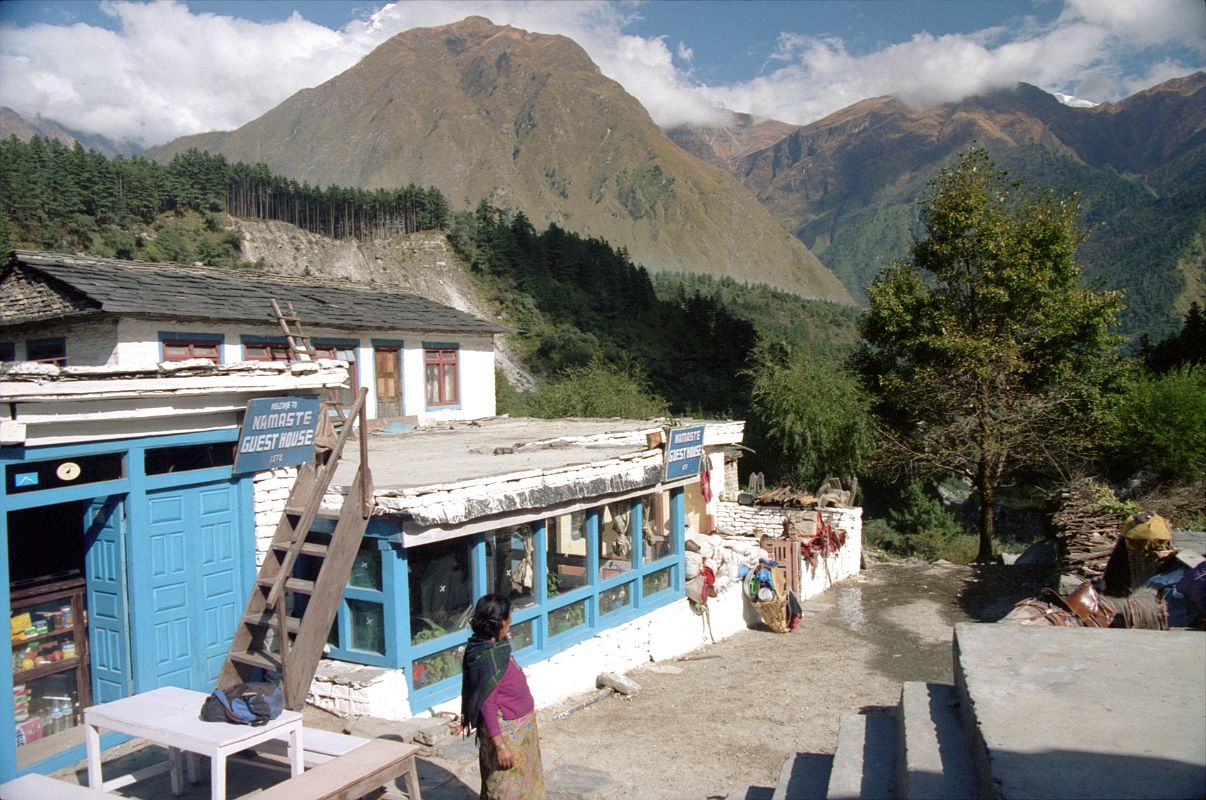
283;505;339;520
259;577;316;595
229;649;282;672
243;612;301;634
271;541;329;557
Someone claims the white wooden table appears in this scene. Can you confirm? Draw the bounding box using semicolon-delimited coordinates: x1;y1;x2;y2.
84;685;303;799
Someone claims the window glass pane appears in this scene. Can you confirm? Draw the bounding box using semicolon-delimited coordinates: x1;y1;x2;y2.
245;342;290;361
144;443;233;475
509;619;535;653
163;339;219;362
0;342;14;362
642;493;672;563
485;524;536;609
408;538;473;643
546;511;589;594
442;364;457;403
643;567;673;597
599;501;635;577
348;599;384;654
412;644;464;690
548;599;587;638
26;339;65;365
349;540;382;590
425;364;439;404
6;453;124;495
599;583;631;616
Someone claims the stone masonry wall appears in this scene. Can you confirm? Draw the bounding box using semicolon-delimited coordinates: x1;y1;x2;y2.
252;466;298;565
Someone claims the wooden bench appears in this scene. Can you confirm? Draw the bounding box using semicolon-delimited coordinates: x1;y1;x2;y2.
234;726;371;768
252;738;422;800
0;773;112;799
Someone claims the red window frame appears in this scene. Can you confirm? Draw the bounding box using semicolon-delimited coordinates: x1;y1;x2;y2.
242;342;292;362
162;338;221;363
424;348;459;407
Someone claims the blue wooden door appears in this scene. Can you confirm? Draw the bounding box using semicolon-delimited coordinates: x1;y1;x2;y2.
84;497;133;703
139;482;245;689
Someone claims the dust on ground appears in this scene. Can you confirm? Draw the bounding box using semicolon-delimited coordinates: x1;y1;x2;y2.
413;559;1037;799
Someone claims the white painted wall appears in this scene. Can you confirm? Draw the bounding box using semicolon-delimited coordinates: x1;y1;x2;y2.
112;318;496;423
9;317;119;365
306;507;863;722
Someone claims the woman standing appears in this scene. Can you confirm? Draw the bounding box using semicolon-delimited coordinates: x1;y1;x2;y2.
459;594;546;799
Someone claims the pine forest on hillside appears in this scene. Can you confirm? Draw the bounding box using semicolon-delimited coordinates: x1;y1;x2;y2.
0;137;450;261
1;135;850;420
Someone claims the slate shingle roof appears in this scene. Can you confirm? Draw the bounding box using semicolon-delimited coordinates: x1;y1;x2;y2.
2;250;506;335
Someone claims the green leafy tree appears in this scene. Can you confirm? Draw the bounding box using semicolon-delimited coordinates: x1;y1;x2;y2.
527;358;669;419
746;338;873;487
856;146;1124;562
1110;364;1206;480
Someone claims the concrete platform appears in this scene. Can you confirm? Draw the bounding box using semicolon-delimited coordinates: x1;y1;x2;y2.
954;623;1206;800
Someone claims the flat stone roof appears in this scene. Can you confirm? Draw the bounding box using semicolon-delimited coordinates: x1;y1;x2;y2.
328;416;744;534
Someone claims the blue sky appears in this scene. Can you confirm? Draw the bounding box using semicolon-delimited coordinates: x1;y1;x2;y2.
0;1;1202;148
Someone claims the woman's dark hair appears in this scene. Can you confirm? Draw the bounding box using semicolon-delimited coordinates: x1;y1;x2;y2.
470;593;511;640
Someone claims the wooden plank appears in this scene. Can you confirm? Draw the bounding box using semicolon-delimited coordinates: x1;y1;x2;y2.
285;467;370;707
252;739;420;800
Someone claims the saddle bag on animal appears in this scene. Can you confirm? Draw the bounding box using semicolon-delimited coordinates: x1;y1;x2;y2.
199;682;284;726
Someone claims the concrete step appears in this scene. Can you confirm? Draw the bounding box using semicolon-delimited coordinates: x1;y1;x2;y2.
771;752;832;800
897;682;978;800
827;713;898;800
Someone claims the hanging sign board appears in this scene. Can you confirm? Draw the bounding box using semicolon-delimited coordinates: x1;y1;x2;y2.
233;395;322;474
664;424;706;480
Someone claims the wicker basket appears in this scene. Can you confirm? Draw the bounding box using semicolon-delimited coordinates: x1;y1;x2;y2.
752;595;790;633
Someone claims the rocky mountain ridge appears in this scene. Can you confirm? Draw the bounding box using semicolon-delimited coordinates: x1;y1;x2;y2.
677;74;1206;341
148;17;849;303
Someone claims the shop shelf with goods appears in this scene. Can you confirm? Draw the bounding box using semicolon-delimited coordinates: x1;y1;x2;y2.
10;577;90;760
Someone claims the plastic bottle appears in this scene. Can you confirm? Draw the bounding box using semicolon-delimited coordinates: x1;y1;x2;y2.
60;699;75;730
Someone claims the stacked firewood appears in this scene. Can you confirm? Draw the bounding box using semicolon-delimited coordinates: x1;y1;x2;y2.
754;486;818;508
1048;478;1130;581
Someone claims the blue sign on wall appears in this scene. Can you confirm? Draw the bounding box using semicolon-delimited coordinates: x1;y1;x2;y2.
664;425;705;480
234;395;322;474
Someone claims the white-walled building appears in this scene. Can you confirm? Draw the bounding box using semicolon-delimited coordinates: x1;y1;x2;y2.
0;250;505;424
1;251;865;786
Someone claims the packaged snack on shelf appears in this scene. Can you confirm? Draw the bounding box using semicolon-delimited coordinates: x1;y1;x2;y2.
16;716;42;746
10;612;31;640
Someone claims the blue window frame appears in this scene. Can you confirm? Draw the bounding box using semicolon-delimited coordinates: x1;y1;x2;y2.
322;487;686;712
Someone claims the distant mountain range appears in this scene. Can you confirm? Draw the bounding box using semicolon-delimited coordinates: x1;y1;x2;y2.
671;73;1206;342
7;18;1202;343
0;106;139;158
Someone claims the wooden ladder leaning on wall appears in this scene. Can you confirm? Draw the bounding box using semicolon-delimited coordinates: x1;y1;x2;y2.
216;300;374;710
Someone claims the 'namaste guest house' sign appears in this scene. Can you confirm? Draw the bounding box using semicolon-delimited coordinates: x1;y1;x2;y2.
234;395;322;473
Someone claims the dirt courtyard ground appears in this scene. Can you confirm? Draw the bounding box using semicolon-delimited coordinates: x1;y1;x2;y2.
410;559;1035;799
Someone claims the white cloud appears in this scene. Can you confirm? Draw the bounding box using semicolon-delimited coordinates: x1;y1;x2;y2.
702;0;1205;125
0;0;1201;147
